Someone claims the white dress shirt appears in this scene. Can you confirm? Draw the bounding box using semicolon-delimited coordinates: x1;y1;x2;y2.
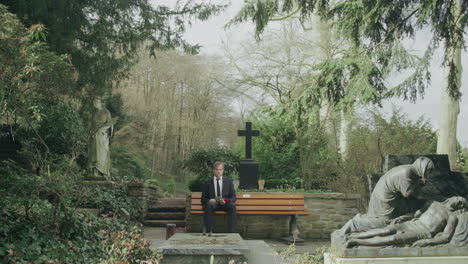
213;176;223;197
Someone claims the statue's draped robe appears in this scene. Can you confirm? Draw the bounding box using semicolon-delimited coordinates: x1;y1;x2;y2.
348;158;434;233
451;211;468;246
87;107;113;177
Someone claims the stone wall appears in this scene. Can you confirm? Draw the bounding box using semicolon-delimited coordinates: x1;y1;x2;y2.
127;182;159;216
186;192;360;239
298;193;360;239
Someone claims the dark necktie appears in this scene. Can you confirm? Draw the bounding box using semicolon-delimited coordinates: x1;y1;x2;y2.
216;179;221;197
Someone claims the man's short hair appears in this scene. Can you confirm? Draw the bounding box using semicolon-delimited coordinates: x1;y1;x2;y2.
213;161;225;169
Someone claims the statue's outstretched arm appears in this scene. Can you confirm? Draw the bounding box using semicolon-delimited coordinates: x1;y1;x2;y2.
391;213;414;224
397;200;432;224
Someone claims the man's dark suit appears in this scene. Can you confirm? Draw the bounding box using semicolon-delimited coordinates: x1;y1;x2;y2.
201;177;237;233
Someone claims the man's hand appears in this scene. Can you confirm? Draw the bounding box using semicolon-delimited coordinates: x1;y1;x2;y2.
391;215;411;225
220;199;226;205
208;199;216;204
412;239;429;247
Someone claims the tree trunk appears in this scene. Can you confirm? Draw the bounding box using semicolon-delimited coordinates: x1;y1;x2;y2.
437;0;462;170
319;98;335;137
339;109;350;160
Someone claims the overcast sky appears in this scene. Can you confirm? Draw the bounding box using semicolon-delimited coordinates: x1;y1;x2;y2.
157;1;468;147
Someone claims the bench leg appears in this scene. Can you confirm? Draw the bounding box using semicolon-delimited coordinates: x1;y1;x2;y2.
289;214;297;237
281;215;305;244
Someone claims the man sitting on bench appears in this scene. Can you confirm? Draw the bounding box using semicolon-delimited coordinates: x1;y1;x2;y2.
201;161;237;234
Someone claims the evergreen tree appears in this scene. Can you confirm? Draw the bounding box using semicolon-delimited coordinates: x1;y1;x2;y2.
1;0;225;97
233;0;467;168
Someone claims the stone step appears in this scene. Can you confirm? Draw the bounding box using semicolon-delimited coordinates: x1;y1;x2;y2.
148;207;185;212
144;219;186;227
157;198;186;205
146;212;185;220
148;198;186;211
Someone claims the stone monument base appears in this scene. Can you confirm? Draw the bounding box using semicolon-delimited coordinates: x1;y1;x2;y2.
157;233;250;264
325;253;468;264
326;246;468;264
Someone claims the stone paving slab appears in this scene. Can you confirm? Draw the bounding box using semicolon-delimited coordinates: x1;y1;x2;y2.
245;240;278;264
143;226;330;254
144;227;330;263
156;233;249;264
158;233;249;255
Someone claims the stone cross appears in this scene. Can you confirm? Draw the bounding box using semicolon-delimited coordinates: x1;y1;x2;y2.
237;122;260;159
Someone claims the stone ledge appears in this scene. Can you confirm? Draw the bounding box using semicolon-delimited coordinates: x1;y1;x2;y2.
127;181;158;190
81;180;117;187
304;193;361;200
325;253;468;264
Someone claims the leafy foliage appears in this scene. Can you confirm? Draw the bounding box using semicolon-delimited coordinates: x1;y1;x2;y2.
276;244;336;264
71;183;143;221
0;4;75;125
15;97;87;170
238;188;330;193
100;225;161;264
111;145;149;181
245;105;337;190
230;0;328;38
0;203;159;263
330;108;438;201
0;160;157;263
236;106;438;193
2;0;226;97
184;147;241;191
235;111;303;189
0;4;88;174
233;0;467;103
163;179;177;195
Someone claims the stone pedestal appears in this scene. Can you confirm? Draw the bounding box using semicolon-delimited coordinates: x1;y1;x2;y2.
325;253;468;264
158;233;250;264
325;247;468;264
239;159;259;189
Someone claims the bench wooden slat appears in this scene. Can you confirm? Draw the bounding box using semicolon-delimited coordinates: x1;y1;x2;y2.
190;192;310;216
191;199;305;206
191;211;310;215
191;192;304;199
191;205;305;211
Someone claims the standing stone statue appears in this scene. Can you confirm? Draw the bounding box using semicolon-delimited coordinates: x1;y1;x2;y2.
332;157;435;247
87;98;115;179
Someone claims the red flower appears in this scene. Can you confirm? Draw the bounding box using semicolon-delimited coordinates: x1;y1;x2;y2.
224;198;230;203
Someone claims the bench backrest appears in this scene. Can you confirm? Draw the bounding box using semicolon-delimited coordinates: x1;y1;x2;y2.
190;192;308;215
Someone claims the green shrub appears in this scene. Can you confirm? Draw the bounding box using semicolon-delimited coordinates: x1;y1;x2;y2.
0;167;158;263
100;225;161;264
146;179;160;186
188;178;204;192
111;145;148;181
0;200;159;263
234;111;304;189
277;244;338;264
71;183;143;220
237;188;331;193
184;147;240;191
163;180;176;195
329;108;438;198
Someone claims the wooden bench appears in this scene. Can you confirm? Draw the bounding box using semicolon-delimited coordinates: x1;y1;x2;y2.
190;192;310;242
